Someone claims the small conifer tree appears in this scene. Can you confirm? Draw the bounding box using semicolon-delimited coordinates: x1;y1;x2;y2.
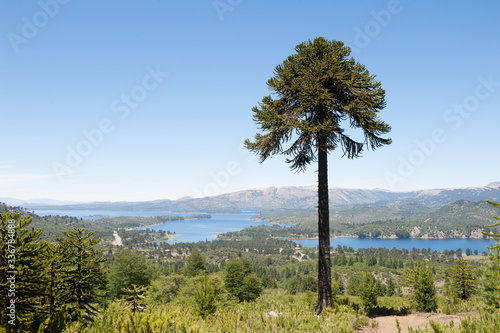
108;249;151;299
122;284;147;314
386;277;396;297
193;275;223;317
480;195;500;308
184;249;208;277
359;271;378;309
448;258;476;300
482;195;500;256
402;261;437;312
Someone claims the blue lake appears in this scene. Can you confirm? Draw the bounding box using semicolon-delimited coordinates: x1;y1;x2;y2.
34;210;496;252
139;214;273;244
288;237;495;253
34;210;272;244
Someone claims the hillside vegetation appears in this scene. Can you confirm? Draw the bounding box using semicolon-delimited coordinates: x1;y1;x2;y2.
1;203;210;243
259;200;500;239
2;197;500;332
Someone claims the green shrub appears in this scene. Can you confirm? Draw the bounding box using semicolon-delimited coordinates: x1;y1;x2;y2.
64;293;375;333
183;249;208;277
146;274;186;303
193;275;224;317
223;258;263;302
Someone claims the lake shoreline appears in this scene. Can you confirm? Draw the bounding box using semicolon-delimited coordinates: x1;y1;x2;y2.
33;210;495;252
285;236;495;252
276;235;491;240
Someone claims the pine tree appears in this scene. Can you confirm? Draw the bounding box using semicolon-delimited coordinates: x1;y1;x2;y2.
347;275;360;296
57;228;107;322
40;243;67;321
482;196;500;256
448;258;476;300
359;271;378;309
480;194;500;307
402;261;437;312
332;271;344;297
245;37;391;314
193;275;223;317
108;248;151;299
122;284;147;314
183;249;208;277
0;213;45;327
481;256;500;308
386;277;396;297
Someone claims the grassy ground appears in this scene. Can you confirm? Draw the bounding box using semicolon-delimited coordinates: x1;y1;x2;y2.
65;291;376;333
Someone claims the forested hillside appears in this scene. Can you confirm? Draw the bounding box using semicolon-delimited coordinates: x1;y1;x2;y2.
259;200;500;239
2;199;500;332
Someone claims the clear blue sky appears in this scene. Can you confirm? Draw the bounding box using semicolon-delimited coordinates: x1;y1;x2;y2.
1;0;499;202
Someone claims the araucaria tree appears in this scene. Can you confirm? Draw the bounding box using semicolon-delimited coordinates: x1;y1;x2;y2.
482;194;500;256
58;228;107;322
245;37;391;314
481;193;500;307
402;261;437;312
448;258;476;300
359;271;378;309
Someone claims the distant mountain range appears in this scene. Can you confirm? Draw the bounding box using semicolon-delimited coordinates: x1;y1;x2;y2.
13;182;500;213
0;197;84;206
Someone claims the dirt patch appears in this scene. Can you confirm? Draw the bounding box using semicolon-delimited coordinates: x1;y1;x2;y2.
435;280;445;288
111;230;123;246
356;313;476;333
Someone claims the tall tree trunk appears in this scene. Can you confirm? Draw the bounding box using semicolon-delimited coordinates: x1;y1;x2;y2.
315;139;332;315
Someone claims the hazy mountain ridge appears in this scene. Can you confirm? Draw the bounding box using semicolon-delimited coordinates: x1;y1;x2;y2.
487;181;500;188
20;183;500;213
0;197;84;206
403;186;500;207
259;200;500;239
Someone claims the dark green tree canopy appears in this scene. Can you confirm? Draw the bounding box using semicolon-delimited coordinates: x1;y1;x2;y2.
359;271;378;309
245;37;391;170
483;193;500;256
108;248;152;299
183;249;208;277
448;258;476;300
223;258;262;302
245;36;391;315
481;192;500;307
402;261;437;312
58;228;107;322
